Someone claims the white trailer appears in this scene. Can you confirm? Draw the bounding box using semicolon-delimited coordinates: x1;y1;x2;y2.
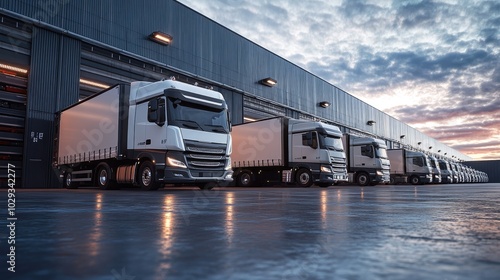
55;79;233;190
387;149;433;185
231;117;347;187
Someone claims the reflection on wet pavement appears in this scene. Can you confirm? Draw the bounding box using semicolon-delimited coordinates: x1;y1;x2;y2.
2;184;500;279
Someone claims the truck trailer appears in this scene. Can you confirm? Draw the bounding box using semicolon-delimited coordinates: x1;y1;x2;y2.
342;134;391;186
231;117;348;187
387;149;433;185
54;79;233;190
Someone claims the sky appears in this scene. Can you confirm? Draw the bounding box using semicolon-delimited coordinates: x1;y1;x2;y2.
177;0;500;160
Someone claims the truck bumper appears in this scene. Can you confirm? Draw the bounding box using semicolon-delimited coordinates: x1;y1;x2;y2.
422;174;433;183
314;172;348;185
374;173;390;184
161;167;233;185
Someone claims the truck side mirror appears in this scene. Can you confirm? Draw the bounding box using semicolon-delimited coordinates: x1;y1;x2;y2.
309;132;318;149
148;98;166;126
157;98;166;126
148;98;158;122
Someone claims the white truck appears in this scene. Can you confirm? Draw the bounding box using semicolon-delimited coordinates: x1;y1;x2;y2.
231;117;348;187
342;134;391;186
54;79;233;190
387;149;433;185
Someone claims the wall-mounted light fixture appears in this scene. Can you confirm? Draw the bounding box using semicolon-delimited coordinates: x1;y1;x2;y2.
444;152;447;155
438;150;441;152
319;101;330;108
80;78;109;89
366;120;376;126
260;77;277;87
400;135;405;139
149;31;173;45
0;63;28;75
418;142;422;145
429;146;432;149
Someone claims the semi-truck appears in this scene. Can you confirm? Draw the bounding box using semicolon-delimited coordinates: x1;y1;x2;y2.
387;149;433;185
231;117;348;187
428;155;442;183
342;134;390;186
437;159;454;183
54;79;233;190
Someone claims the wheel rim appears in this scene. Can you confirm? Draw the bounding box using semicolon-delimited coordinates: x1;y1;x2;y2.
299;172;310;185
412;177;419;184
358;175;368;185
99;169;108;186
65;173;72;187
240;173;250;185
141;167;152;186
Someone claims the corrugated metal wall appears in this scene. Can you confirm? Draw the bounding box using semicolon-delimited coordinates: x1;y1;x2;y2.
464;160;500;183
1;0;475;164
23;27;80;188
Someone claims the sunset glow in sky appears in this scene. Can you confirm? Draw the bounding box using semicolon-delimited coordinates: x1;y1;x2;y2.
178;0;500;160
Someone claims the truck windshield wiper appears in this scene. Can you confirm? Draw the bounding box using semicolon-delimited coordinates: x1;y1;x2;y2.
177;120;201;130
205;124;227;133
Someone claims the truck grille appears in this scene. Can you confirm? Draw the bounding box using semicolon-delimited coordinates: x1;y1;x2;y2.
330;156;347;173
184;140;227;175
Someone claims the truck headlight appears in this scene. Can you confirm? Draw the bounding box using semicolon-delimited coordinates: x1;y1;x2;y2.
167;157;187;168
376;170;383;176
321;165;332;173
225;159;232;170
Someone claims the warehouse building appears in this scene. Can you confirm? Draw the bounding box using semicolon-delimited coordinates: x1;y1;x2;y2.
0;0;497;188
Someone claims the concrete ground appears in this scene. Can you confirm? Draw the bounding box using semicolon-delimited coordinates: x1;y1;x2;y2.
1;183;500;280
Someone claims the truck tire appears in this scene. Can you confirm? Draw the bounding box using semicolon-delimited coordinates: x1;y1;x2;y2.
137;161;160;191
356;172;370;186
236;171;253;187
63;171;77;189
389;177;395;185
96;163;116;190
410;175;420;185
296;168;313;188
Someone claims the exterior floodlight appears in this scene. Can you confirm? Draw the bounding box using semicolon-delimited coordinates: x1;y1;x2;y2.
400;135;405;139
366;120;376;126
438;150;441;152
418;142;422;145
319;101;330;108
429;146;432;149
149;31;173;45
260;77;277;87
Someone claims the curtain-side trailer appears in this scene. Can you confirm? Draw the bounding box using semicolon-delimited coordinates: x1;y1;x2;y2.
54;80;233;190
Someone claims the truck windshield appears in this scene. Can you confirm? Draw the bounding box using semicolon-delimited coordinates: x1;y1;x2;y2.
167;99;229;133
376;147;388;159
319;133;343;152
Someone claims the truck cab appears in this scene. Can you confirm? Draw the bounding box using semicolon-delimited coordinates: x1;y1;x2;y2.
438;159;453;183
405;151;433;185
289;119;348;185
345;136;391;186
428;156;442;184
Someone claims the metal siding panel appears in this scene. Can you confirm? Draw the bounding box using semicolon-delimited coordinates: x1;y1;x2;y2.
464;160;500;183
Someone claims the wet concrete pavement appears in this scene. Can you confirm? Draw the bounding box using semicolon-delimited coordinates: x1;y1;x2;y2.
2;183;500;280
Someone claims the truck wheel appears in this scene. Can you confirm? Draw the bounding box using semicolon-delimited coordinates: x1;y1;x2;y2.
356;172;370;186
410;175;420;185
96;164;116;190
296;168;313;188
237;171;253;187
138;161;160;191
63;171;77;189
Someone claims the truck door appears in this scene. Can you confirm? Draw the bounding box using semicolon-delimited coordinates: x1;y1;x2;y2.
291;131;319;163
134;97;166;150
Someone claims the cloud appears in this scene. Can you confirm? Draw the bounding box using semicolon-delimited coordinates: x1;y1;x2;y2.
177;0;500;159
